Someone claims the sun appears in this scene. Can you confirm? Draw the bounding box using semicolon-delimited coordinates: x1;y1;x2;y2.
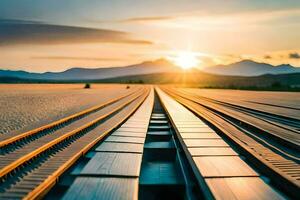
174;51;199;70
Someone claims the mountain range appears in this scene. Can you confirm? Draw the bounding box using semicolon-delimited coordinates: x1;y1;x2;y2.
0;59;180;80
0;59;300;81
202;60;300;76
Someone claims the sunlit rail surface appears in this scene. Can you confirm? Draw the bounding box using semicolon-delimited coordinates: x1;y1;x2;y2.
0;84;299;199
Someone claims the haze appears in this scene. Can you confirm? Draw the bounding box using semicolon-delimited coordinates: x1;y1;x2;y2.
0;0;300;72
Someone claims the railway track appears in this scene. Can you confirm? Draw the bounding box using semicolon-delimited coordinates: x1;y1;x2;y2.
0;87;150;199
0;86;297;199
162;87;300;197
47;89;204;200
165;88;300;158
179;89;300;131
0;87;142;149
0;88;144;175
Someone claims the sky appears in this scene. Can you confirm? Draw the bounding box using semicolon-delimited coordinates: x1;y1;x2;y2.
0;0;300;72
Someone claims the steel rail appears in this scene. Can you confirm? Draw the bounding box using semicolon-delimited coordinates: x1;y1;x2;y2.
170;88;300;155
162;87;300;197
0;86;142;149
23;88;150;200
178;88;300;131
0;87;147;180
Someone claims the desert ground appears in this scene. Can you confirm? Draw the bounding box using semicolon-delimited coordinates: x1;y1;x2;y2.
0;84;139;134
0;84;298;200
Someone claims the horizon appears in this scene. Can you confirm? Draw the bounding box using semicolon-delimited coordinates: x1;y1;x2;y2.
0;0;300;72
0;58;297;74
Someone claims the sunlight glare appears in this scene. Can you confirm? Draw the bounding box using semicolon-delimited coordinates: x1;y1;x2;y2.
174;51;199;69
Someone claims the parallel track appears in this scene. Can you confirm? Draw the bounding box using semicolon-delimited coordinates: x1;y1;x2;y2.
180;89;300;131
0;88;144;175
0;87;149;199
169;88;300;158
0;87;142;149
162;87;300;196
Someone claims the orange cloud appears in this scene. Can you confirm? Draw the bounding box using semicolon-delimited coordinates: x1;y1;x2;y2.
120;16;174;23
31;56;125;61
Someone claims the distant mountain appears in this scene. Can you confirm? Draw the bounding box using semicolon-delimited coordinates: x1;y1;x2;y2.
0;59;181;80
1;59;300;80
0;76;32;83
202;60;300;76
99;71;300;87
1;69;300;91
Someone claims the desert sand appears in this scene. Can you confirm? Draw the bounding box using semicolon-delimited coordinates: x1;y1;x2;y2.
0;84;138;134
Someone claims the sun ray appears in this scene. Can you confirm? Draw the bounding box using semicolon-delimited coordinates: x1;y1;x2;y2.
173;51;199;69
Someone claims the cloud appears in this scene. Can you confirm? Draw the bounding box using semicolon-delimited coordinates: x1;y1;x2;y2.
87;16;175;24
289;52;300;59
31;56;124;61
113;8;300;30
264;55;272;59
0;19;153;46
121;16;175;23
267;51;300;60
